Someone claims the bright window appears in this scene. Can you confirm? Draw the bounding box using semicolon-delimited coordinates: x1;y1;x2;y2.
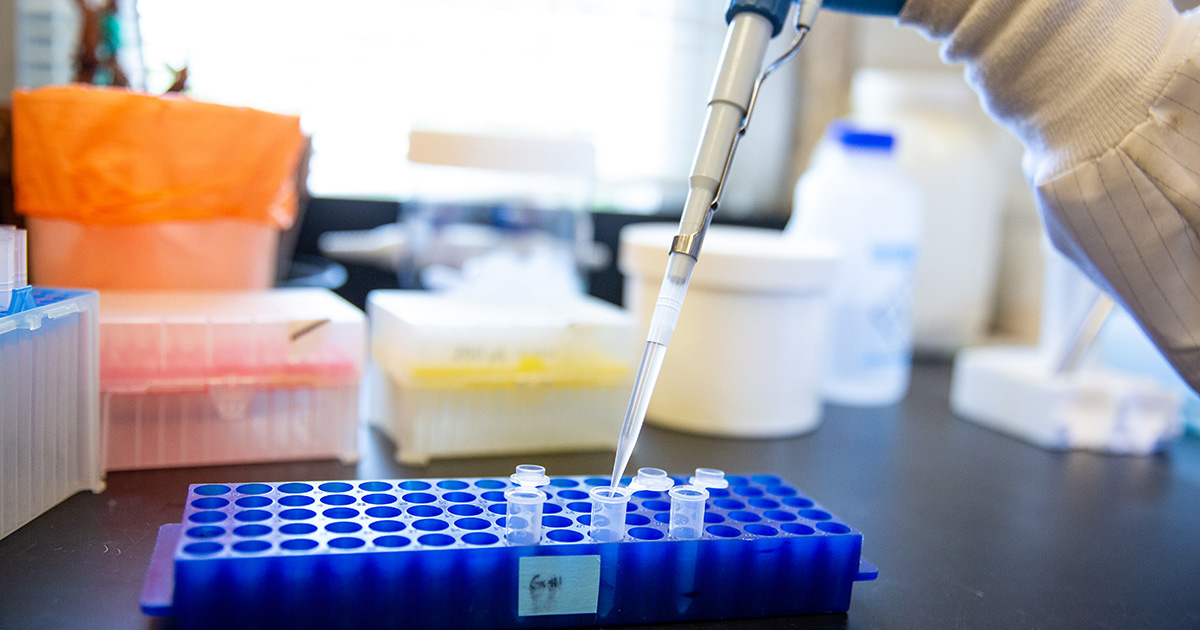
136;0;748;210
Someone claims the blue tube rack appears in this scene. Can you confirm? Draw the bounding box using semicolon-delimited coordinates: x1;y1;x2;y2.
141;474;877;628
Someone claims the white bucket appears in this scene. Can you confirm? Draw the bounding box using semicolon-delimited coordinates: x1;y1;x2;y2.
619;223;839;438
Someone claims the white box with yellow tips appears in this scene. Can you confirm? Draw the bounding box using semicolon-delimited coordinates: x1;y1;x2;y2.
366;291;636;465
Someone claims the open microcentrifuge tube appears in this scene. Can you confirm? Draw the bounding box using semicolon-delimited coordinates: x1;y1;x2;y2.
588;486;632;542
689;468;730;489
504;487;547;545
668;485;710;539
628;467;675;492
510;464;550;488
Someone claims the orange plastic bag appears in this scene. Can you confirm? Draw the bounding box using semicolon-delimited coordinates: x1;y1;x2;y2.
12;85;304;228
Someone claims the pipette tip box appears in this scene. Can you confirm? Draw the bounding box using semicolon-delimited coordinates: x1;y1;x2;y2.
99;289;365;471
366;291;637;464
141;473;877;628
1;287;104;540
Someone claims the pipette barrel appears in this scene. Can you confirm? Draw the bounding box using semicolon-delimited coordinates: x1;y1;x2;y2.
588;486;632;542
503;488;547;545
668;485;710;539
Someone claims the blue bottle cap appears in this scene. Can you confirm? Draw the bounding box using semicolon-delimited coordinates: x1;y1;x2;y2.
830;120;894;152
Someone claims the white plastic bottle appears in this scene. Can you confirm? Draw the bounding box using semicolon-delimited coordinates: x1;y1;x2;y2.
786;121;924;406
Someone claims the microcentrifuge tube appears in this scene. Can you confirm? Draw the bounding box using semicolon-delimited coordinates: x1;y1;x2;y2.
689;468;730;489
510;464;550;488
668;485;709;539
504;487;547;545
628;467;675;492
588;486;632;542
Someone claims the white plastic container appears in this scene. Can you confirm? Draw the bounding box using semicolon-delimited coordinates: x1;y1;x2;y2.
787;121;923;406
1;288;104;540
366;291;637;465
852;69;1009;354
619;223;839;437
98;289;365;470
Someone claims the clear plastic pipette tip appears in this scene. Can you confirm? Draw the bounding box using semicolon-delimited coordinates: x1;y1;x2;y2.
609;340;669;490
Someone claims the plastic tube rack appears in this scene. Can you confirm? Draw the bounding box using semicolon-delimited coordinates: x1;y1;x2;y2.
141;474;878;628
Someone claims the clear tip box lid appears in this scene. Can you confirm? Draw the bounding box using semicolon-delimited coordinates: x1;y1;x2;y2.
99;289;365;393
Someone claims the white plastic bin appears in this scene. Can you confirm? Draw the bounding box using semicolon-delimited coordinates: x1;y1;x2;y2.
366;291;637;465
98;289;365;470
620;224;839;437
1;288;103;540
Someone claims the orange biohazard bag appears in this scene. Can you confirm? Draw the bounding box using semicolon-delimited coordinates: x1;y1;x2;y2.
12;85;305;290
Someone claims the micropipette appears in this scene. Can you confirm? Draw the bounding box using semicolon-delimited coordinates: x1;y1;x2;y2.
609;0;822;490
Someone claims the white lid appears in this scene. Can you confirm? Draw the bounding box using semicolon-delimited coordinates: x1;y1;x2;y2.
619;223;839;293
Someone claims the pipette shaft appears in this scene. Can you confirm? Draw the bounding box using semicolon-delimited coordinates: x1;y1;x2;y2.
609;0;821;490
608;10;779;491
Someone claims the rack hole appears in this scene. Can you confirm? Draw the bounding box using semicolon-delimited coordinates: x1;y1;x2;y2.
781;523;815;536
418;534;456;547
629;527;664;541
279;509;316;521
183;542;223;554
817;522;851;534
745;523;779;537
403;492;437;504
625;514;651;526
414;519;449;532
542;515;572;528
233;525;271;537
546;529;584;543
185;526;225;539
233;540;271;553
462;532;499;545
188;511;227;524
234;510;272;523
280;523;317;535
326;521;363;534
448;505;483;516
706;525;740;538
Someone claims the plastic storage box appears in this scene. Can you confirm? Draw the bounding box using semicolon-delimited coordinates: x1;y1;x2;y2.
99;289;365;470
13;86;304;290
141;473;877;628
620;224;839;437
366;292;636;465
1;288;104;540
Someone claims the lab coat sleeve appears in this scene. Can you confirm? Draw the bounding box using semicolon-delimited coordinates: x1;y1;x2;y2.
897;0;1200;391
